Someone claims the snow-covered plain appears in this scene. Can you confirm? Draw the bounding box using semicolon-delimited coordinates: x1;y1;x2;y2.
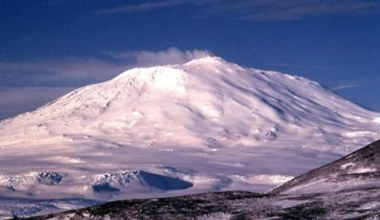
0;56;379;217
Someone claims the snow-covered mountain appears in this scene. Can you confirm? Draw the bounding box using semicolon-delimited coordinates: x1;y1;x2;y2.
0;56;379;217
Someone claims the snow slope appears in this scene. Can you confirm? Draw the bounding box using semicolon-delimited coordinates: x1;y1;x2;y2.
0;56;379;217
269;139;380;195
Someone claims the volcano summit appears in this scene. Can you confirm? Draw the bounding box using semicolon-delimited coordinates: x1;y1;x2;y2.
0;56;379;217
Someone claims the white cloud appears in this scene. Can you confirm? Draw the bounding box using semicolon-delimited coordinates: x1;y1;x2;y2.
332;83;362;91
93;0;223;15
103;47;212;66
271;63;335;71
332;78;380;91
93;0;190;15
197;0;380;21
93;0;380;21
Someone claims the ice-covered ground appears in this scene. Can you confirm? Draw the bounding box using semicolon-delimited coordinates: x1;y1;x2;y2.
0;56;379;217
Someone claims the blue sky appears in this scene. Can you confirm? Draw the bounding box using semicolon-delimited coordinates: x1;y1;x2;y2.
0;0;379;119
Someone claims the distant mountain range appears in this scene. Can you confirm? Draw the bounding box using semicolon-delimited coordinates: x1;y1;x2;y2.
0;56;379;218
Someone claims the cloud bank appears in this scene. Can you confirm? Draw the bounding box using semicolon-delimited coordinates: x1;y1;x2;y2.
0;86;74;120
0;58;129;120
0;59;129;87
